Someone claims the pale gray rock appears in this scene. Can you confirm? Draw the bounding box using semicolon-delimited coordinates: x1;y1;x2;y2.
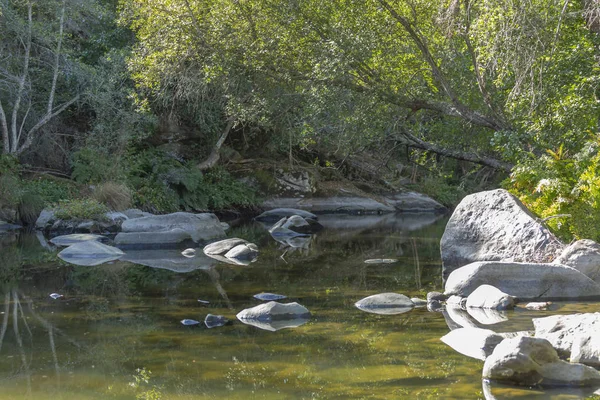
410;298;427;307
204;314;228;329
114;228;192;246
483;336;600;387
466;285;515;310
203;238;248;255
446;295;467;309
427;292;448;302
35;209;56;229
441;328;504;360
49;234;106;247
104;212;128;223
524;302;552;311
121;212;225;242
533;313;600;358
364;259;398;264
354;293;415;315
571;334;600;368
383;191;447;213
440;189;564;279
236;301;311;322
553;239;600;283
58;241;124;266
224;243;259;260
444;261;600;300
122;209;153;219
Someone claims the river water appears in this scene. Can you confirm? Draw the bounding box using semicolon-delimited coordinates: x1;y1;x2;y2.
0;214;599;399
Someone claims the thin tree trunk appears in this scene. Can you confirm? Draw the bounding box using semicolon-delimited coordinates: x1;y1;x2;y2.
0;292;10;352
197;117;235;170
47;0;67;115
10;2;33;153
0;102;8;154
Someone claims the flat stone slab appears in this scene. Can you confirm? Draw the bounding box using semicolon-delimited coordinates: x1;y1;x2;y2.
58;241;124;266
255;208;318;222
383;191;447;213
236;301;311;322
114;228;192;247
121;212;225;242
444;261;600;300
49;234;107;247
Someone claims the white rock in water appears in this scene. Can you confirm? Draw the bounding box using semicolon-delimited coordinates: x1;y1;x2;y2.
49;293;63;300
466;284;515;310
441;327;504;360
236;301;310;322
181;248;196;258
354;293;414;315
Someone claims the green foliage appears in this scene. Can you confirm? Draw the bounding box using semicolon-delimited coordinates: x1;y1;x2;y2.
72;148;120;184
92;181;132;211
124;148;257;213
21;177;78;204
507;138;600;241
413;176;467;208
54;198;109;220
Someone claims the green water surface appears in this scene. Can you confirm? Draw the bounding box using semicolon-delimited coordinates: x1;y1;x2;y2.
0;214;599;400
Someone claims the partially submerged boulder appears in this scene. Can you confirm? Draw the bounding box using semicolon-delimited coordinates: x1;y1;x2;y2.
553;239;600;284
236;301;310;331
354;293;415;315
440;189;564;279
58;241;124;266
36;208;124;234
203;238;258;265
483;336;600;387
444;261;600;300
533;313;600;360
441;327;504;360
466;285;515;310
121;212;225;242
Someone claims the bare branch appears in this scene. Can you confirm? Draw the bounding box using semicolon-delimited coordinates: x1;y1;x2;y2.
0;101;8;153
197;117;235;170
47;0;67;115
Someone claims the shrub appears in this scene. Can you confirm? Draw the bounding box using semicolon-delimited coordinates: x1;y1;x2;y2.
54;198;109;220
71;148;120;184
93;182;132;211
18;192;45;225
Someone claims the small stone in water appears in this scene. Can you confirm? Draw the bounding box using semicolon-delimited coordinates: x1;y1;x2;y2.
180;319;200;326
49;293;63;300
525;301;552;310
364;259;398;264
181;248;196;258
253;293;287;301
204;314;228;329
197;299;210;304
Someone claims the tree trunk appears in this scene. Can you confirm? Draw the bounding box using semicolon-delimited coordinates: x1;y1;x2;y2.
197;117;235;170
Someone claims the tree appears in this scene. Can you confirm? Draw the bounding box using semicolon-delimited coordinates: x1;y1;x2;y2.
0;0;83;155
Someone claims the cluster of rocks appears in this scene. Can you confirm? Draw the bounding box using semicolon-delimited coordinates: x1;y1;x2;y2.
255;208;323;253
434;189;600;389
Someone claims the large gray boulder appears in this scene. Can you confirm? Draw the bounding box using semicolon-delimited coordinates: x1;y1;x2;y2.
444;261;600;300
553;239;600;284
533;313;600;361
114;229;192;247
483;336;600;387
466;285;515;310
440;189;564;279
58;241;124;266
121;212;225;242
354;293;415;315
441;327;504;360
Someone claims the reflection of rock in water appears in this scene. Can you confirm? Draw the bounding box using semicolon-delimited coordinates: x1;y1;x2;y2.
58;241;124;266
482;379;600;400
237;317;310;332
122;249;216;272
317;213;445;232
467;307;509;325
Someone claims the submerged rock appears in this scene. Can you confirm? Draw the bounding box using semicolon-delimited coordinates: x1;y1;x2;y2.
466;285;515;310
58;241;124;266
441;328;504;360
444;261;600;300
354;293;415;315
204;314;228;329
440;189;564;279
49;293;63;300
254;293;287;301
364;259;398;264
483;336;600;387
553;239;600;284
525;302;552;311
49;233;107;247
